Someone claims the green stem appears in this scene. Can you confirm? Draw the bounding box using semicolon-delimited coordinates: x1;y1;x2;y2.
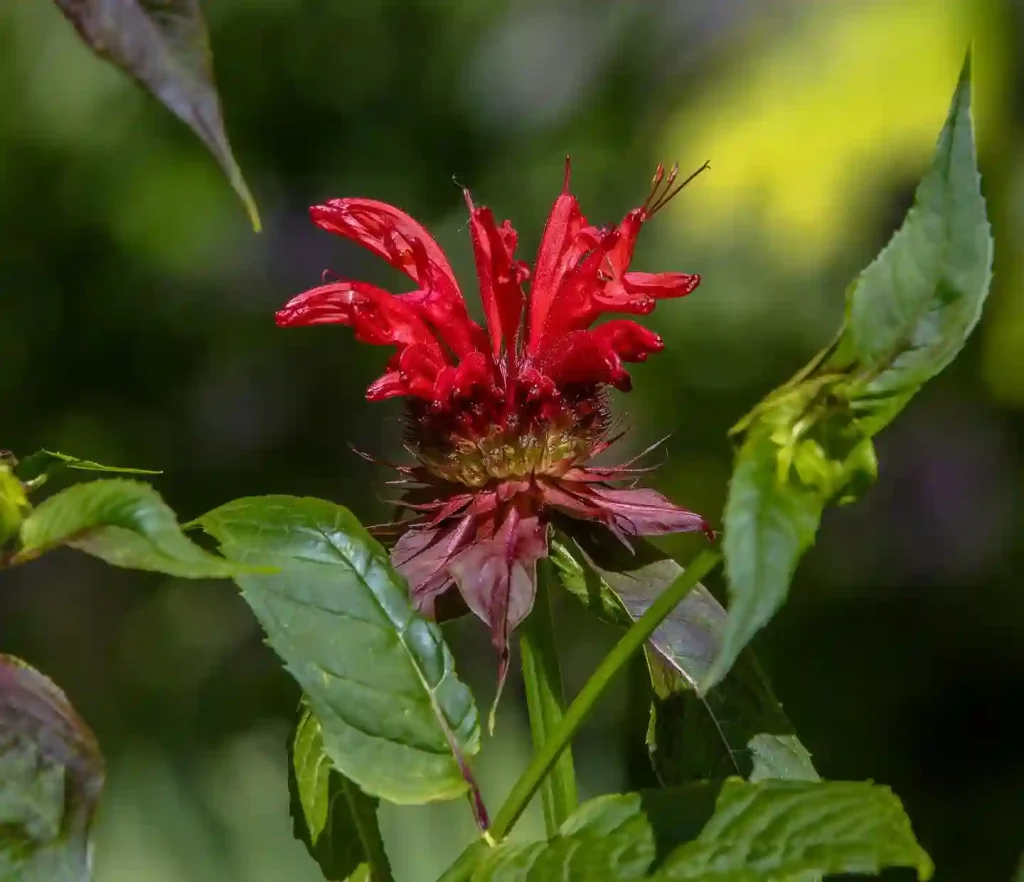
518;557;577;835
490;546;723;841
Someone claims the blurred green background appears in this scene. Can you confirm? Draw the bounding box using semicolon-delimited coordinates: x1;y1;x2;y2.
2;0;1022;879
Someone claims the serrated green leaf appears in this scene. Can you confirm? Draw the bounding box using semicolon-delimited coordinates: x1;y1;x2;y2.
289;707;392;882
828;52;992;433
467;789;716;882
704;53;991;692
196;495;481;804
551;532;818;787
16;479;242;578
52;0;261;231
452;781;930;881
703;429;824;691
0;654;104;882
654;779;932;881
14;450;161;485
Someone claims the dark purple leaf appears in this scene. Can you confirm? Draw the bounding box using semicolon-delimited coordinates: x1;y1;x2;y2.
53;0;260;231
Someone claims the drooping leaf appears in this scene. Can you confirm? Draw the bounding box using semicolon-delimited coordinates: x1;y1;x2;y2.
447;780;931;881
14;450;161;485
0;655;104;882
15;479;242;578
196;495;481;804
551;531;818;785
828;51;992;433
52;0;261;231
289;707;391;882
551;529;722;689
703;428;824;691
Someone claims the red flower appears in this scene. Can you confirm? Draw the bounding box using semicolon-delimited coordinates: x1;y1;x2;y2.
277;160;713;700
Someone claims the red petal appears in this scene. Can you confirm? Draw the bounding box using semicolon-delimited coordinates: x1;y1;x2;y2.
277;282;442;352
410;265;492;363
588;320;664;363
532;207;700;353
538;330;631;390
622;272;701;299
527;164;588;349
466;197;529;364
310;198;458;290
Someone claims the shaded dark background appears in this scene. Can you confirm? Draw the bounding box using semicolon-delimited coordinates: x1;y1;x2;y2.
2;1;1022;879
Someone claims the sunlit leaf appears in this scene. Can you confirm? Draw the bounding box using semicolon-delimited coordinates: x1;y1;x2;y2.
196;495;481;804
0;655;104;882
14;450;161;485
447;780;931;881
706;54;991;689
52;0;261;231
16;479;241;578
829;51;992;434
551;532;818;785
0;465;30;547
289;707;391;882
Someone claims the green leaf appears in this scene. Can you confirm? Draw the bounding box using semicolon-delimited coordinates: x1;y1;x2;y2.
465;789;716;882
289;707;392;882
450;781;930;881
551;532;818;785
704;52;992;691
0;465;30;547
703;429;824;691
52;0;261;231
829;51;992;433
654;779;932;880
195;495;481;804
16;479;241;578
14;450;161;485
0;654;105;882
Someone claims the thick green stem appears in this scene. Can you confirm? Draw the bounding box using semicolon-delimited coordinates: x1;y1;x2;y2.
518;557;577;835
490;546;723;841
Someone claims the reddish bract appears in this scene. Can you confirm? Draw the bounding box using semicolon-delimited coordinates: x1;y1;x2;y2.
277;160;712;704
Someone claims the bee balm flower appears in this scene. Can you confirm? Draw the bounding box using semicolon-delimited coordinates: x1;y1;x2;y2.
277;160;712;695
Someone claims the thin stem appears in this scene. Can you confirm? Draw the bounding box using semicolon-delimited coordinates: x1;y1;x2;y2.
518;557;577;835
490;546;723;841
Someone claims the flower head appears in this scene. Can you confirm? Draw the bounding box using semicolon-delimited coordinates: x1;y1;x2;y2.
277;159;713;701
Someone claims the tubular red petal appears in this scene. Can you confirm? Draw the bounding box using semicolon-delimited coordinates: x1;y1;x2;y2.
587;320;664;362
465;197;528;364
412;264;492;362
310;198;458;289
538;330;631;390
275;282;359;327
623;271;701;299
527;189;587;350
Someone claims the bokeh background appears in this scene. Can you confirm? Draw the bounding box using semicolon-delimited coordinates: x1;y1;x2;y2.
2;0;1022;879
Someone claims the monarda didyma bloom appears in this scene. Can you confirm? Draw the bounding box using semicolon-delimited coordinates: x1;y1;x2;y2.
277;159;713;699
